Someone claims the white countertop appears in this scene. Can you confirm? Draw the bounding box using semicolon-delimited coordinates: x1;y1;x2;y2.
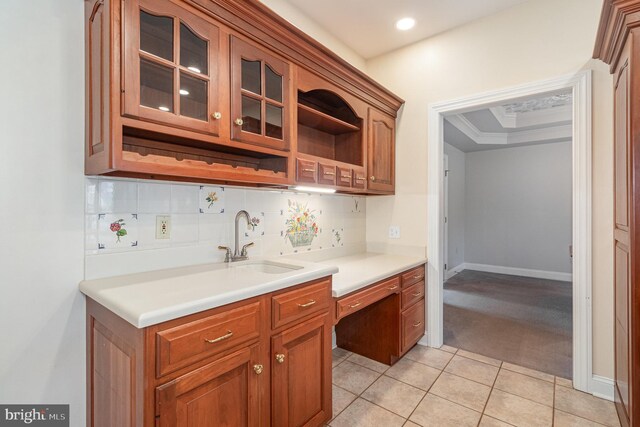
321;253;427;297
79;258;338;328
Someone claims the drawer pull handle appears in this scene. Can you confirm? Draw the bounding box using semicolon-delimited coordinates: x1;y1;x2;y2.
414;275;424;280
297;300;316;308
324;171;335;176
413;321;422;328
349;302;362;309
204;330;233;344
253;364;264;375
302;168;316;173
412;292;422;297
275;353;285;363
341;175;351;179
355;177;365;182
388;285;399;290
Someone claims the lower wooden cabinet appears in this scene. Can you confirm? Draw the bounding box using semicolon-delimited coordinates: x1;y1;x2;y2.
334;265;426;365
156;344;262;426
272;315;332;427
86;277;333;427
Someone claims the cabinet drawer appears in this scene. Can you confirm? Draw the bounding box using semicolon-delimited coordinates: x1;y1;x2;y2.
318;163;337;186
352;169;366;189
296;158;317;183
402;299;425;352
337;167;352;187
402;265;425;288
272;278;331;329
335;276;400;320
156;301;261;377
402;281;425;309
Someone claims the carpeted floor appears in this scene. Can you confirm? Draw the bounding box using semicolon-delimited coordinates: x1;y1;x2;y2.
444;269;572;379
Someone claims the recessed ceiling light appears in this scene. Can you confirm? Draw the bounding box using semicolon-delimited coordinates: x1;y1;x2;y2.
158;106;170;112
179;89;190;96
396;17;415;31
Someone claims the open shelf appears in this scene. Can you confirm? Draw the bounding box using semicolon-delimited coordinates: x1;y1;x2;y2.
296;89;364;167
297;104;360;135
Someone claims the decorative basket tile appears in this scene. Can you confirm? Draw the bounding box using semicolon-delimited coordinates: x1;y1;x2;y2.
97;213;138;250
284;199;320;249
199;186;225;214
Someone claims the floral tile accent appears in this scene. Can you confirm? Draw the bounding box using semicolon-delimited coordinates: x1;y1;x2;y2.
284;199;319;248
245;212;265;238
351;197;363;213
199;186;225;214
97;214;138;250
332;227;344;247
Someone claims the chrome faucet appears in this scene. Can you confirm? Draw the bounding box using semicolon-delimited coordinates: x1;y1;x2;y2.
218;210;254;262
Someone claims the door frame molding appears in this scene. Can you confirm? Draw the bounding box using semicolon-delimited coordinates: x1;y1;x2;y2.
426;71;593;393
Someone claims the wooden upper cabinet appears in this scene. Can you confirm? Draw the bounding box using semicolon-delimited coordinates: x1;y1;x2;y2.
367;108;396;193
156;344;262;426
230;36;291;151
122;0;223;136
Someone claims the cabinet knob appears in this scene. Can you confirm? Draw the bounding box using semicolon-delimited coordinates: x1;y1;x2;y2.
370;176;376;182
275;353;285;364
212;112;222;120
253;364;264;375
234;118;244;126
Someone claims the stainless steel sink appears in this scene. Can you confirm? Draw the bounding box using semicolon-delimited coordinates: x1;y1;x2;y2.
231;261;304;275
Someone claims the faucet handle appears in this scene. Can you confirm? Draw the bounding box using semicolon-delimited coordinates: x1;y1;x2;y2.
218;245;232;262
241;242;254;257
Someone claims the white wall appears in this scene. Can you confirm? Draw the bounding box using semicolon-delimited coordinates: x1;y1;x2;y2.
464;142;572;274
444;143;465;270
0;1;86;425
365;0;614;377
259;0;367;71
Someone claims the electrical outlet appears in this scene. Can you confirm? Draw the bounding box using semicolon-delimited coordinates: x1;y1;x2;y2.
389;225;400;239
156;215;171;239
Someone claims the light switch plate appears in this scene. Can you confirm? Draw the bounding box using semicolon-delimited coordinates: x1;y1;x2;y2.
156;215;171;239
389;225;400;239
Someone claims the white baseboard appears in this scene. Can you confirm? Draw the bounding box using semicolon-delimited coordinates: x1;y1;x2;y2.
461;262;572;282
590;375;615;401
418;332;429;346
445;264;465;281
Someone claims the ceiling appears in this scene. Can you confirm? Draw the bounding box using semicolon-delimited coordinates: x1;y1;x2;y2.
279;0;529;58
444;91;573;153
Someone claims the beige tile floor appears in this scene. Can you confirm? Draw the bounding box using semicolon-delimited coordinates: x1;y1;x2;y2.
329;345;620;427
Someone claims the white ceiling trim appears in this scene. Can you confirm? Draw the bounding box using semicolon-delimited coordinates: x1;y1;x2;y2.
447;114;572;146
489;104;572;129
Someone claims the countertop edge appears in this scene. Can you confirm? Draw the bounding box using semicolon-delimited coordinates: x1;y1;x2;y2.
83;265;338;328
331;258;427;298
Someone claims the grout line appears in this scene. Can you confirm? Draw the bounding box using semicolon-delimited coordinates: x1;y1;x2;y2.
552;379;556;426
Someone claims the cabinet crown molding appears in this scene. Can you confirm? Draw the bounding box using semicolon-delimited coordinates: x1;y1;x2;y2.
594;0;640;69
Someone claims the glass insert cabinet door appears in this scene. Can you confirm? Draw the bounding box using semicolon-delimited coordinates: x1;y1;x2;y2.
122;0;221;136
230;36;290;151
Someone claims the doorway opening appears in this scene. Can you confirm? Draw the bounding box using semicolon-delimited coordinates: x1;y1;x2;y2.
427;71;593;393
442;94;573;378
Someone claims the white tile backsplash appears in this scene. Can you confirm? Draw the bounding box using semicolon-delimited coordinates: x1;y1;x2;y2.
138;183;171;213
99;180;137;213
171;184;199;214
84;177;367;277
